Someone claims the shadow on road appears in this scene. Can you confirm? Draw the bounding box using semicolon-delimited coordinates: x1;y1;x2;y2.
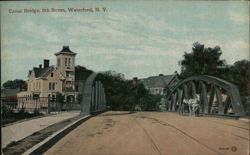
101;111;137;116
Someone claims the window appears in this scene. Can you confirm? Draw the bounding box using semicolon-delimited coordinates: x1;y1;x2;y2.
49;82;52;90
51;73;53;77
76;85;79;91
65;58;68;66
57;58;60;66
66;71;70;77
33;94;39;100
49;82;55;90
68;58;71;66
52;83;55;90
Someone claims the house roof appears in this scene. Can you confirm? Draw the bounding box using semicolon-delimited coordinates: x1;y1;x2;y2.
1;88;20;97
75;66;93;81
141;75;177;88
32;66;54;78
55;46;76;56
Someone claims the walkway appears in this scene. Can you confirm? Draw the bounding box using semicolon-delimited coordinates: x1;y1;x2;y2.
45;111;249;155
2;111;80;148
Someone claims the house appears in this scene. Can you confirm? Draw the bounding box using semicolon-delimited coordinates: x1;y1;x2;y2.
140;74;179;111
17;46;92;110
141;74;179;96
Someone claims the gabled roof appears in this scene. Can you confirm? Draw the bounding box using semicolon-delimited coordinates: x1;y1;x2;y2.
31;66;54;78
141;74;177;88
55;46;76;56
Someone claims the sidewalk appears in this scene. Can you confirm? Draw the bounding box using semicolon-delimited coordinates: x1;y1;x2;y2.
2;111;80;148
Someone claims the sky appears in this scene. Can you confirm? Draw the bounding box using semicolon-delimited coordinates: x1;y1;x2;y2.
1;1;249;83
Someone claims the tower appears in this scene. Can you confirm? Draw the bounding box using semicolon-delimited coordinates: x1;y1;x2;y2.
55;46;77;90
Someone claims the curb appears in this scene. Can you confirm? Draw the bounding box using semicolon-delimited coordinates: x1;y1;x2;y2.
23;114;91;155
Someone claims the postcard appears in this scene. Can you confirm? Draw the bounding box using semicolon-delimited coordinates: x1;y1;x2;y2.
1;1;249;155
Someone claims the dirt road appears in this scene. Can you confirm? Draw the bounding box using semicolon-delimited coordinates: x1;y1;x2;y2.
46;111;249;155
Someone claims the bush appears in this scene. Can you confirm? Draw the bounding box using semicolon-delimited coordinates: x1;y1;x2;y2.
1;105;13;118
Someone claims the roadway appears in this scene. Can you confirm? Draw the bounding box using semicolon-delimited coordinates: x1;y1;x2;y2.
45;111;249;155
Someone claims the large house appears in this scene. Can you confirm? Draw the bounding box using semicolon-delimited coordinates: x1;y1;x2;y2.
17;46;92;108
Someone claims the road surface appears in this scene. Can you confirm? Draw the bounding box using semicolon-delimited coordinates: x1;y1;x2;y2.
46;111;249;155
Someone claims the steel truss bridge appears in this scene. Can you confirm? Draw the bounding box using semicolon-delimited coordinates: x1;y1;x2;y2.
81;73;107;114
81;73;246;117
165;75;246;117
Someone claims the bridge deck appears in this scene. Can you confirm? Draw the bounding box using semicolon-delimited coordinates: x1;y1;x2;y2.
45;111;249;155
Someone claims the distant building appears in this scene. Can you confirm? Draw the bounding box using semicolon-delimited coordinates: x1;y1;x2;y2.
140;74;179;111
17;46;92;109
141;74;179;96
103;70;125;80
1;88;21;100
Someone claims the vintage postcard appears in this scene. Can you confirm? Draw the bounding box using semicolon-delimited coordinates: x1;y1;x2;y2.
1;1;249;155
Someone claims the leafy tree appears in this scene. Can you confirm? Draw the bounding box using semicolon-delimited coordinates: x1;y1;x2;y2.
224;60;249;95
2;79;27;90
179;42;225;78
179;43;250;112
96;71;160;111
141;94;161;111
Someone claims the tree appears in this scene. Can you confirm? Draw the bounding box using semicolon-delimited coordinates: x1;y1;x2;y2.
228;60;250;95
96;71;159;111
179;42;225;79
2;79;27;90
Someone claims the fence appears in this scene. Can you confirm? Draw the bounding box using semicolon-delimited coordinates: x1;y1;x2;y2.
1;97;18;111
1;97;82;114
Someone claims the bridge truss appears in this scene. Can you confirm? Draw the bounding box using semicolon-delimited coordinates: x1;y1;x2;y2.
165;75;246;116
81;73;107;114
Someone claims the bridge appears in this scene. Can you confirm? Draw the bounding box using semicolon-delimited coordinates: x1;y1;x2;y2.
165;75;246;117
24;73;250;155
79;73;246;118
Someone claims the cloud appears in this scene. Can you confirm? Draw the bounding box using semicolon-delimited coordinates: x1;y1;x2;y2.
20;21;59;42
193;13;210;20
2;3;249;82
228;11;249;23
52;12;177;49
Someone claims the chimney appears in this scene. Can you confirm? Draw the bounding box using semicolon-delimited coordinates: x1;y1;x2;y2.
44;59;49;68
63;46;69;50
39;64;42;68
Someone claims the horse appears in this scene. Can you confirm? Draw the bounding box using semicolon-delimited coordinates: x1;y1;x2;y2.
180;94;200;117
